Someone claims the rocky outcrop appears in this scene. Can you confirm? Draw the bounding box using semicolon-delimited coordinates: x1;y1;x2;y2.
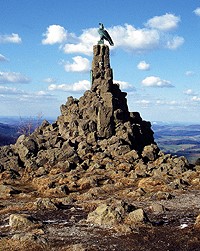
0;44;157;176
57;45;155;151
0;44;196;197
0;43;200;250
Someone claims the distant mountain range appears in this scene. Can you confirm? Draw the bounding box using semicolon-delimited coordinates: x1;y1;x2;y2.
0;116;53;146
0;117;199;164
0;122;19;146
152;123;200;164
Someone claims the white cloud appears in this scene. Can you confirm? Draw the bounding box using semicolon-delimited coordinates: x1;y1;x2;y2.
48;80;90;92
168;100;178;105
156;99;182;106
110;19;184;51
185;71;194;76
137;61;150;71
64;56;90;72
63;43;93;56
0;54;8;62
36;91;49;96
0;85;24;95
194;7;200;16
63;23;182;55
191;96;200;102
0;85;55;105
19;91;54;102
136;99;150;105
141;76;173;87
48;79;134;92
62;28;97;56
114;80;135;90
110;24;160;52
43;18;184;55
0;33;22;44
145;13;180;31
156;100;166;105
0;71;30;84
42;25;70;45
166;36;184;50
184;89;196;95
43;77;57;84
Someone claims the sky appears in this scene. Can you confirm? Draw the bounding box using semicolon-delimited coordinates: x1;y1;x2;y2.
0;0;200;123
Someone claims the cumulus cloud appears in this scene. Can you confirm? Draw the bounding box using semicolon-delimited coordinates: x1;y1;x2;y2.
62;28;97;56
0;71;31;84
114;80;135;90
110;24;160;52
19;91;54;102
141;76;173;87
136;99;150;105
194;7;200;16
185;71;194;76
145;13;180;31
112;23;184;51
184;89;196;95
42;25;73;45
0;33;22;44
48;80;90;92
0;85;55;105
62;23;183;55
191;96;200;102
63;43;92;56
36;91;49;96
156;100;180;106
43;15;184;55
0;54;8;62
64;56;90;72
43;77;57;84
166;36;184;50
0;85;24;95
137;61;150;71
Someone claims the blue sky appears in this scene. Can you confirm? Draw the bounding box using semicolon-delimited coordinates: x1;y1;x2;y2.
0;0;200;123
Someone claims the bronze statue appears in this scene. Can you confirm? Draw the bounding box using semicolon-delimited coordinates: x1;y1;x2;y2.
98;23;114;46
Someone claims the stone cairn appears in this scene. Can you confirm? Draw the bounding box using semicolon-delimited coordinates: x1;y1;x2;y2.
58;44;155;153
0;44;194;196
0;45;155;172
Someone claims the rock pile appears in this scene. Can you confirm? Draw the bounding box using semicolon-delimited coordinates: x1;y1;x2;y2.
1;50;200;196
0;44;200;250
0;45;156;177
0;45;199;206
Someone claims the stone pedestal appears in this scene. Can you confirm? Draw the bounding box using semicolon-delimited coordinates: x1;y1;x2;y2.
91;45;113;91
56;43;155;148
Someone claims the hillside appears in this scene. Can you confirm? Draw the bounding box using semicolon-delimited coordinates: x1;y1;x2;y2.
153;123;200;163
0;122;18;146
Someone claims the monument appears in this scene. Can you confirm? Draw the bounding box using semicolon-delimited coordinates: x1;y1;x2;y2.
98;23;114;46
0;23;157;174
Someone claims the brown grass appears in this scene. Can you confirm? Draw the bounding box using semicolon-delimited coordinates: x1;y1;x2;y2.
0;238;47;251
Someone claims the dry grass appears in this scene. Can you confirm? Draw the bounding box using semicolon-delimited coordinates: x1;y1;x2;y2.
0;238;47;251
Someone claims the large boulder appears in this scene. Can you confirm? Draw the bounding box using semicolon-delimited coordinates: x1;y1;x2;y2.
9;214;42;231
87;201;146;231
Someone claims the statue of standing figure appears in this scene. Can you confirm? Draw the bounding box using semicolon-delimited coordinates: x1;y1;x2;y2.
98;23;114;46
